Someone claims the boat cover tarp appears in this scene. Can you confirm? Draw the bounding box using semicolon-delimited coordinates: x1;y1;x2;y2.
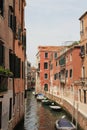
58;119;73;127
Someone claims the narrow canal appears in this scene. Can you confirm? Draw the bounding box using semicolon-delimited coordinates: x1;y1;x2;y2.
24;91;73;130
14;91;83;130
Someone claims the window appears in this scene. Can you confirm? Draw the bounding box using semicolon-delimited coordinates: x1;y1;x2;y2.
56;61;59;66
44;73;48;79
80;20;84;34
45;52;48;58
12;55;21;78
54;52;57;59
44;84;48;91
54;74;56;80
54;73;58;80
66;70;68;78
0;42;4;66
38;63;40;71
8;6;16;32
44;62;48;69
70;69;72;78
9;98;12;120
0;0;4;16
82;66;85;78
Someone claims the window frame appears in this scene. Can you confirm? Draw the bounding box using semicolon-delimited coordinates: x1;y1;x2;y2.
44;62;48;69
70;69;72;78
45;52;48;58
44;73;48;79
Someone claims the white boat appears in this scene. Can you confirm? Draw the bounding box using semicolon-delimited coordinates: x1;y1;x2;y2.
36;94;45;101
49;105;61;110
55;116;76;130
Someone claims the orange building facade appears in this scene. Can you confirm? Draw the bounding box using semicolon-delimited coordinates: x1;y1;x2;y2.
36;46;63;93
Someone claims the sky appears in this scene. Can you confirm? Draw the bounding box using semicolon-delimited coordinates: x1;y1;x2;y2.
25;0;87;66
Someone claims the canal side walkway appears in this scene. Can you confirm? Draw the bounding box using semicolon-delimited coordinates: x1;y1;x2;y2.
63;95;87;118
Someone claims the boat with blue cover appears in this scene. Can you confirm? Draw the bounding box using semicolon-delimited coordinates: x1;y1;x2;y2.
55;116;76;130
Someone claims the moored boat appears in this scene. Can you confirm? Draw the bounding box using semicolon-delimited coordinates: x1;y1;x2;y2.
36;93;45;101
49;105;61;111
55;116;76;130
42;99;53;105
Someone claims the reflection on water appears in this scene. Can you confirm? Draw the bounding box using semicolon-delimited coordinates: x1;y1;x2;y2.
24;92;70;130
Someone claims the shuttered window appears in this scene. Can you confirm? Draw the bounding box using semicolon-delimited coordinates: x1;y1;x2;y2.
9;52;15;76
18;28;21;41
9;52;21;78
8;6;16;32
